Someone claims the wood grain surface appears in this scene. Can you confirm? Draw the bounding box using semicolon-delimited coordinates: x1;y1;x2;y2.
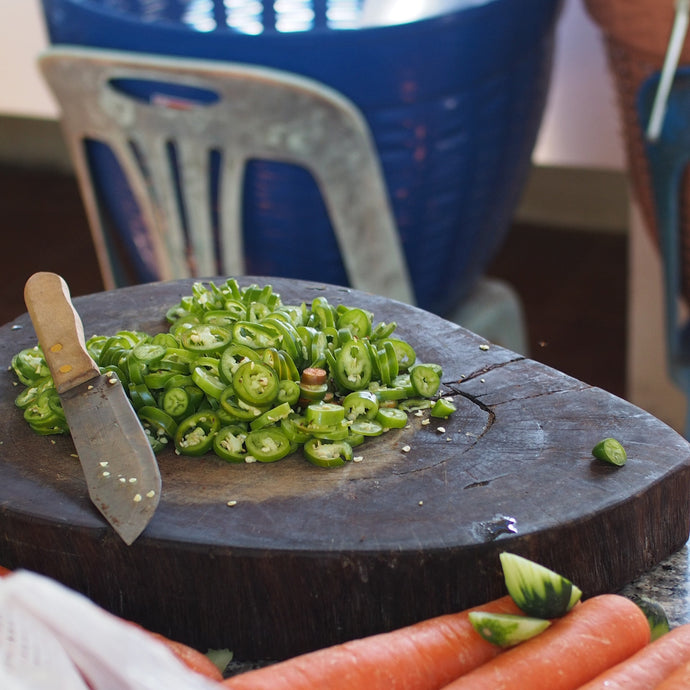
0;277;689;660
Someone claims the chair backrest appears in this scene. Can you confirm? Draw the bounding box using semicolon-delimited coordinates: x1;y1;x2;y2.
38;46;415;305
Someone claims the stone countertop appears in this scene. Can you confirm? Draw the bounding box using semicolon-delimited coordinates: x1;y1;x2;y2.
620;543;690;626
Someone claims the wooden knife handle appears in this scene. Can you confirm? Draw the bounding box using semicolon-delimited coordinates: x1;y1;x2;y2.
24;272;100;394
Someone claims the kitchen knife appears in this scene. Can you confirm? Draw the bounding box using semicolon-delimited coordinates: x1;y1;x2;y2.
23;272;161;545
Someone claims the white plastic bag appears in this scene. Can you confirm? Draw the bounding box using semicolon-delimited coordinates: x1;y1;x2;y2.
0;571;219;690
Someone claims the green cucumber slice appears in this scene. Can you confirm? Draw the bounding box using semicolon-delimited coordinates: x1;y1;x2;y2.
500;552;582;619
468;611;551;647
629;596;670;641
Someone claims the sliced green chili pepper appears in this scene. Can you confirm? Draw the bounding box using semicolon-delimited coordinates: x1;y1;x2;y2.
12;279;454;459
277;379;300;407
376;407;408;429
213;424;248;462
162;386;193;420
219;388;267;421
128;383;157;410
179;324;232;354
232;360;279;407
305;402;345;427
281;413;312;445
191;361;226;400
384;338;416;372
138;406;178;448
337;307;372;338
431;397;457;418
371;321;397;340
309;419;351;441
334;341;372;391
23;389;68;435
232;321;281;350
303;438;353;468
174;410;220;456
410;364;441;398
349;419;384;437
219;343;261;383
245;428;292;462
342;390;379;420
11;348;50;386
250;401;293;431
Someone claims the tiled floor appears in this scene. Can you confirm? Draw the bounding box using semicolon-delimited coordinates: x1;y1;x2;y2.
1;163;627;398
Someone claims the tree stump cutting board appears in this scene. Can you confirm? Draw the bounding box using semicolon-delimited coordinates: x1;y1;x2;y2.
1;277;689;660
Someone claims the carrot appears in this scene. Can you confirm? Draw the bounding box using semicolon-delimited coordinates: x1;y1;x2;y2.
0;565;11;576
440;594;650;690
125;619;224;681
221;595;523;690
655;658;690;689
147;632;224;682
577;623;690;689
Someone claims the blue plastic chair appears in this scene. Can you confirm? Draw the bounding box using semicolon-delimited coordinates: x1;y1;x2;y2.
39;47;415;306
38;0;563;322
637;67;690;437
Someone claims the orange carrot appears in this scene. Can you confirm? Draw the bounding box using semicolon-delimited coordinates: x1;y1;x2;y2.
222;595;523;690
577;623;690;689
147;632;223;682
125;619;223;682
0;565;11;577
440;594;650;690
655;657;690;689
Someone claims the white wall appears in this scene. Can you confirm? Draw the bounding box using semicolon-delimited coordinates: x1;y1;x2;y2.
1;0;57;119
0;0;624;171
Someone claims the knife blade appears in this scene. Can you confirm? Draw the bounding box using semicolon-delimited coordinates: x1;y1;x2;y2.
23;272;161;545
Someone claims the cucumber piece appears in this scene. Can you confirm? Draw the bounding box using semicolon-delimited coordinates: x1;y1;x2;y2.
500;552;583;619
592;437;627;466
468;611;551;648
629;595;670;641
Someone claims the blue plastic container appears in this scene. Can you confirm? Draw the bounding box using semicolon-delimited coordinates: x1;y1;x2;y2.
41;0;563;316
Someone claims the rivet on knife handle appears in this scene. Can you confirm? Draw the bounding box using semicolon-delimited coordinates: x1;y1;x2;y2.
24;272;100;394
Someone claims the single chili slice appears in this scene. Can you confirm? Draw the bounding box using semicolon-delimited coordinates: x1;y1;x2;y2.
219;388;267;422
213;424;248;463
336;307;372;338
162;386;193;420
277;379;300;407
305;402;345;427
232;360;279;406
219;343;261;383
245;428;293;463
349;419;384;437
128;382;157;410
334;341;372;391
174;410;220;456
376;407;408;429
430;397;457;418
232;321;282;350
410;364;441;398
191;362;226;400
250;401;293;431
303;438;353;468
138;405;178;447
384;338;417;372
342;390;379;420
179;324;232;355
